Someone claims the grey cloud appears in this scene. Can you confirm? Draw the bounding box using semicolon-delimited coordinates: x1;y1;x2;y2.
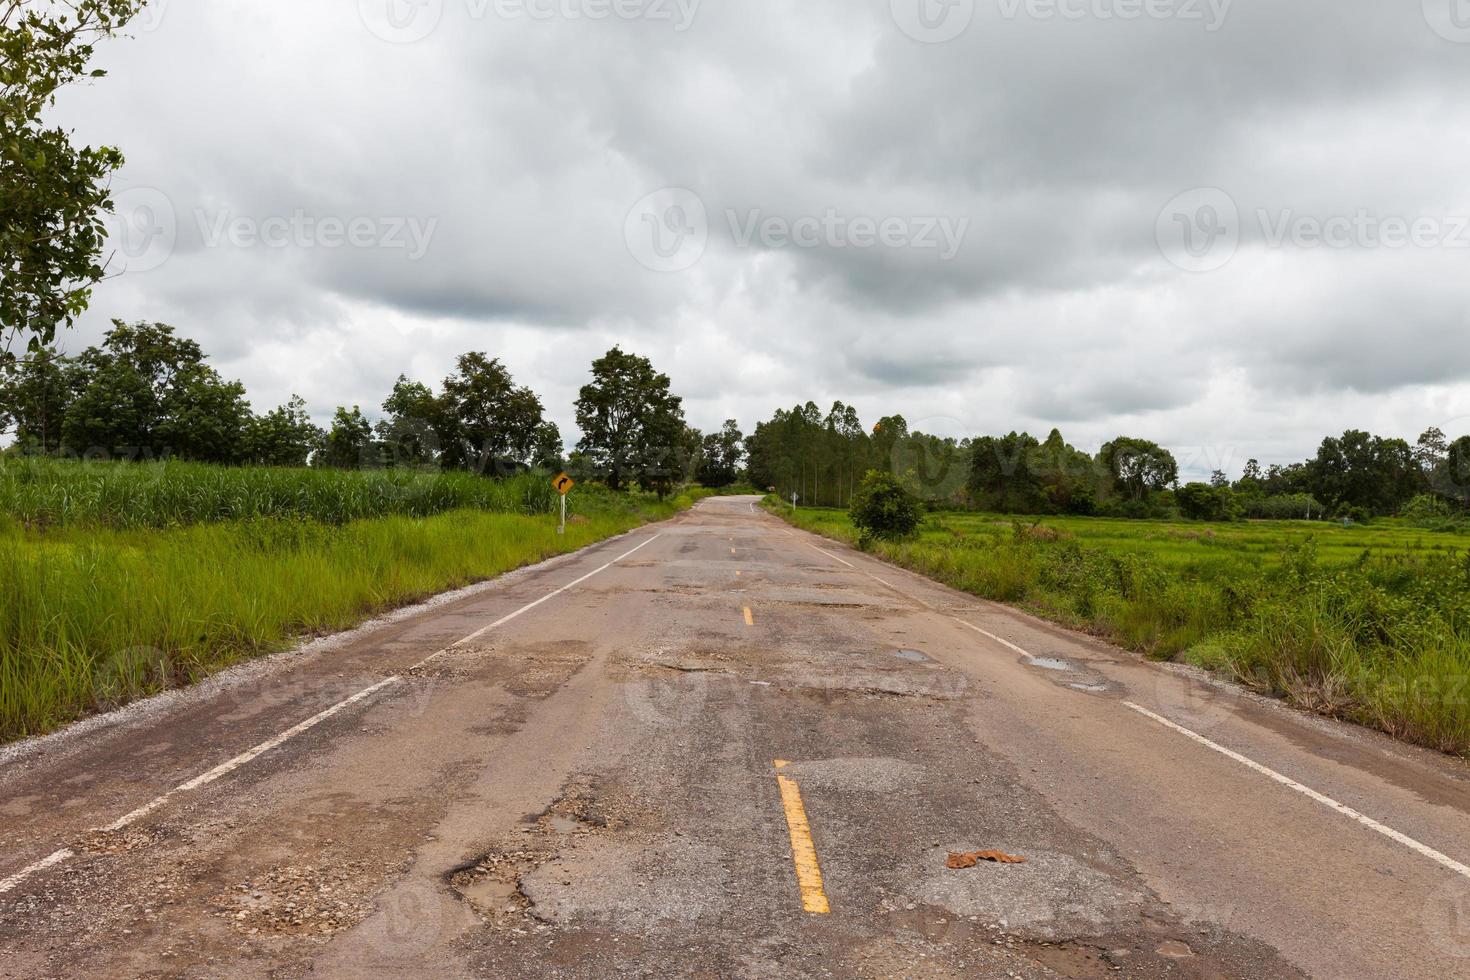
38;0;1470;461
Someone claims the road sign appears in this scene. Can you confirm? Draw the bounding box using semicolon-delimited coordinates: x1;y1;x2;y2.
554;473;575;535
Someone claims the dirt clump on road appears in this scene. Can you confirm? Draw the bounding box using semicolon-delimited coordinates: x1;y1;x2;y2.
210;863;373;938
946;850;1028;869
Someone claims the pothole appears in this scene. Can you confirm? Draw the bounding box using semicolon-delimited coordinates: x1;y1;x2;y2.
74;826;160;855
449;846;549;920
1026;657;1072;672
894;649;930;663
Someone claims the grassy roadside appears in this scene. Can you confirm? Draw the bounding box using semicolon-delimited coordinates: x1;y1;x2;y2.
766;500;1470;758
0;474;705;742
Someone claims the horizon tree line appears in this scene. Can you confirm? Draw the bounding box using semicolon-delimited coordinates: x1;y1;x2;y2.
0;321;750;497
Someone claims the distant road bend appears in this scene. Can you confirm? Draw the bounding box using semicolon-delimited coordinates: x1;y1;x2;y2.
4;496;1470;978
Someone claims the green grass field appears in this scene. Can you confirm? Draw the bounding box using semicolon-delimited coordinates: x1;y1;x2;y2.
771;502;1470;757
0;459;699;742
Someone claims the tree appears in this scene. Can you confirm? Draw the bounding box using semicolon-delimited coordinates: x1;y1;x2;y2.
61;320;249;461
969;432;1044;512
376;375;440;467
1307;430;1424;516
1416;427;1449;472
155;365;251;464
1098;437;1178;501
1176;482;1239;522
697;419;745;487
438;353;548;475
574;347;686;492
247;396;322;467
531;420;564;471
2;0;146;363
849;470;922;545
1432;435;1470;510
318;406;374;469
0;347;84;452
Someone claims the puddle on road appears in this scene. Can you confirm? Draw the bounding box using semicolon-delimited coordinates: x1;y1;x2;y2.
894;649;930;663
1026;657;1072;672
1069;683;1109;693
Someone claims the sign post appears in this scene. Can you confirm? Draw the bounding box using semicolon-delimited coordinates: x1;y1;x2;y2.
553;472;575;534
790;491;799;511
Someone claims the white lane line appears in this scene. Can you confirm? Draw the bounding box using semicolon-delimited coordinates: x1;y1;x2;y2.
1123;701;1470;880
0;849;75;895
0;533;663;897
953;617;1470;881
410;534;662;670
806;543;854;568
951;617;1030;656
100;677;403;833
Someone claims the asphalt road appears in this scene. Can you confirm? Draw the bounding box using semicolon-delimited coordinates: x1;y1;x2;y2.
4;495;1470;978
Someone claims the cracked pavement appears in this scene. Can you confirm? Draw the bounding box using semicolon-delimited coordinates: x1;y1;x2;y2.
3;497;1470;977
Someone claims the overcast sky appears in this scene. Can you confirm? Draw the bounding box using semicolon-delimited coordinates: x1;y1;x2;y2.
48;0;1470;478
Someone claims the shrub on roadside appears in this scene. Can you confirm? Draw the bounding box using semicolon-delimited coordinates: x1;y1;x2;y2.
849;470;922;545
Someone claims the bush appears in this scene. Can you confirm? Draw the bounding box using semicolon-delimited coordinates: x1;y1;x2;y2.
1176;483;1241;522
849;470;922;545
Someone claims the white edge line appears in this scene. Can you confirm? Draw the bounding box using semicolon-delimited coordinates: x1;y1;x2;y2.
806;543;855;568
1122;701;1470;881
0;849;75;895
410;533;661;670
1;533;663;897
953;613;1470;881
951;616;1031;657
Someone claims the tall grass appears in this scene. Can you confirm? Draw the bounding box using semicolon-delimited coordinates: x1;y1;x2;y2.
0;457;561;529
774;503;1470;757
0;460;704;741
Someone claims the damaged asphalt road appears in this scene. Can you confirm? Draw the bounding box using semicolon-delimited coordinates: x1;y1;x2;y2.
3;497;1470;977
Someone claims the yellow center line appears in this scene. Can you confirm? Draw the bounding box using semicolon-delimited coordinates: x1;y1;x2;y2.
773;760;830;914
743;606;754;626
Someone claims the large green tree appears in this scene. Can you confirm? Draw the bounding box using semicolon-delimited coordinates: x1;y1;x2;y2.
318;406;374;469
376;375;440;467
1;0;146;362
1098;437;1179;502
0;347;84;452
697;419;745;487
574;347;686;492
1307;430;1424;516
438;352;548;474
247;395;322;467
62;320;250;461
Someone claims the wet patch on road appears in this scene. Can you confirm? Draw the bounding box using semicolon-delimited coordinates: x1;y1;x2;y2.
1019;652;1123;698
